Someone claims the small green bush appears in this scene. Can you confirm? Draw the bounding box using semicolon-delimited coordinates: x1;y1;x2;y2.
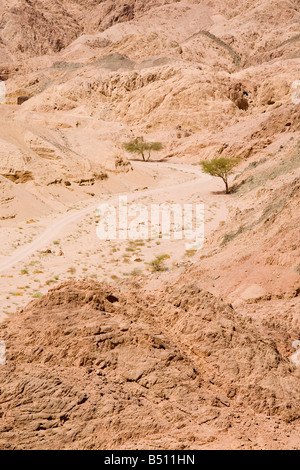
124;139;163;161
200;157;239;193
149;254;169;272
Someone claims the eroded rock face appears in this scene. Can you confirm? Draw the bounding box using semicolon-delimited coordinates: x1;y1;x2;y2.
1;0;299;194
0;0;299;450
0;121;107;186
0;1;173;60
114;155;133;172
0;281;299;449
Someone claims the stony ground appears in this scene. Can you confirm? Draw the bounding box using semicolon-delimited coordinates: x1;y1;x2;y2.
0;280;299;450
0;0;299;450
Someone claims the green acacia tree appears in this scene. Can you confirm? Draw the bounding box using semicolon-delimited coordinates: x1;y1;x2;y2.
200;157;239;193
124;139;163;161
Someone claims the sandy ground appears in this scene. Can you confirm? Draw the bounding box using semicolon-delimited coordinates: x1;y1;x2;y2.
0;0;299;450
0;160;227;319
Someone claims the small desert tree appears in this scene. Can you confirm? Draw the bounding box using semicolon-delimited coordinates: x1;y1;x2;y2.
124;139;163;161
200;157;239;193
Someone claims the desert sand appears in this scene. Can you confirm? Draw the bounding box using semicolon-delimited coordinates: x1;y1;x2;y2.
0;0;299;450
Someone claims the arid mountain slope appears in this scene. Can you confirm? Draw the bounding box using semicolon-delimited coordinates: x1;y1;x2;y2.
0;0;187;70
184;137;300;300
0;0;299;451
0;280;299;450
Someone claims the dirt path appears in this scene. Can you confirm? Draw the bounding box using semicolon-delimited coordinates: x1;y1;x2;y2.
0;162;217;275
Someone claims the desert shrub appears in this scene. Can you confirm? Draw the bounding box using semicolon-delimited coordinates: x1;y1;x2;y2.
200;157;239;193
149;254;169;272
124;138;163;161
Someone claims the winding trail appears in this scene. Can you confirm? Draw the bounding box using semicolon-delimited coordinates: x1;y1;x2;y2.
182;30;241;66
0;162;215;274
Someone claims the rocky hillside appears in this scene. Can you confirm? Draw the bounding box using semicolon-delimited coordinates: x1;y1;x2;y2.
0;0;299;450
2;0;300;173
0;280;299;449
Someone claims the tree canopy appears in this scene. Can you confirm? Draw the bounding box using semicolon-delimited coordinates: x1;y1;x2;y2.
124;139;163;161
200;157;239;193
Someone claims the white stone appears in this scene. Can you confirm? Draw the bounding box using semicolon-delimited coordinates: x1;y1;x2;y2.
291;349;300;367
0;341;6;365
